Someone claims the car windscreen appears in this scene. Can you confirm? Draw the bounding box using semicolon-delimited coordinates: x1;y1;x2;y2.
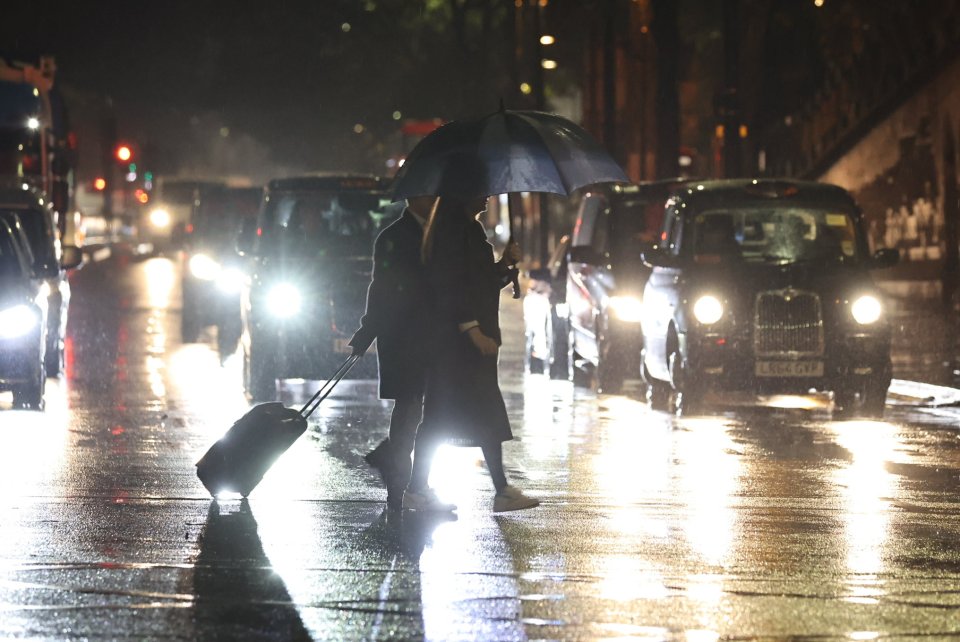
193;189;261;247
259;190;392;258
0;227;24;276
159;182;198;206
609;197;666;258
689;207;862;265
0;208;53;264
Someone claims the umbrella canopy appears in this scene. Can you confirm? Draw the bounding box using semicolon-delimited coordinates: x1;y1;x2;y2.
392;108;629;201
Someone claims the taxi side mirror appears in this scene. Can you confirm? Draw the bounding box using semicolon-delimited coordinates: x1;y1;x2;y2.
870;248;899;270
61;245;83;270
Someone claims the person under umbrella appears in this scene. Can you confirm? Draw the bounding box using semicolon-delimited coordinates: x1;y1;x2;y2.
349;196;438;511
405;191;539;513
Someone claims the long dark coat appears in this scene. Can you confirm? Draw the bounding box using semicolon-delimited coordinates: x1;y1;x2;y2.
350;210;431;399
419;211;515;447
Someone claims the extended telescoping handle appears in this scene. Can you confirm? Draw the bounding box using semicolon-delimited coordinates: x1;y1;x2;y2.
299;354;361;419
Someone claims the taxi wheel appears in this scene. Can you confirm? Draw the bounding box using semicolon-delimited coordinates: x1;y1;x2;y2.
834;378;886;419
181;307;201;344
244;342;277;401
44;342;64;378
597;338;625;394
566;326;593;388
13;367;45;411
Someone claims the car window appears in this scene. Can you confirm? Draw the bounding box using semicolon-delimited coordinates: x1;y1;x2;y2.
687;207;862;264
609;196;666;260
662;204;683;256
590;206;609;255
0;207;56;264
260;190;392;258
0;225;25;276
573;195;602;246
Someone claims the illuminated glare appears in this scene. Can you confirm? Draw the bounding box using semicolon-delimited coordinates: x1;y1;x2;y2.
188;253;221;281
693;295;723;324
93;177;107;191
26;117;40;130
392;110;402;120
0;305;38;339
541;59;557;70
608;295;643;322
267;283;302;318
539;35;555;46
851;295;882;324
353;123;364;134
519;82;533;95
149;208;171;228
341;22;351;32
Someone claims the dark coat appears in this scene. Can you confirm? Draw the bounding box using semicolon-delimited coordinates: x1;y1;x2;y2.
350;210;431;399
419;212;516;447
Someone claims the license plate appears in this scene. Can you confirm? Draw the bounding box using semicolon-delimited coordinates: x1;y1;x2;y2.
755;360;823;377
333;338;375;354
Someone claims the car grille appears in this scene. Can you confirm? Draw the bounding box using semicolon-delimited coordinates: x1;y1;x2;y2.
754;289;824;356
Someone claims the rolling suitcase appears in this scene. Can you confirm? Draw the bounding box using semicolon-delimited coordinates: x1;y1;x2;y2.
196;355;359;497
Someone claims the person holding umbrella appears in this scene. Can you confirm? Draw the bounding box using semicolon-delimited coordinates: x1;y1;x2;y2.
404;192;540;513
349;195;440;511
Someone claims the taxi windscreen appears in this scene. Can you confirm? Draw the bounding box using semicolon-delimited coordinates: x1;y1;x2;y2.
260;190;393;257
690;207;862;264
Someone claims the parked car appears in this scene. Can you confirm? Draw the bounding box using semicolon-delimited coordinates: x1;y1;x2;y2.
564;179;692;392
0;185;82;377
640;178;898;417
0;218;48;409
523;235;570;379
239;174;397;400
181;185;262;359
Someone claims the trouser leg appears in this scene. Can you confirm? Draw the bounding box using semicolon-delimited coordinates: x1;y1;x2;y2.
388;395;422;488
408;431;441;493
481;442;508;494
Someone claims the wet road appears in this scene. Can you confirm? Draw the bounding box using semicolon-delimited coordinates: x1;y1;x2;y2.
3;252;960;641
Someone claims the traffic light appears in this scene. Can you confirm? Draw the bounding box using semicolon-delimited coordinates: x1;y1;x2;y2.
115;144;132;162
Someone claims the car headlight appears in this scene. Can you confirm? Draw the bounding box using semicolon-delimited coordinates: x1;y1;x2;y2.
692;295;723;324
0;304;39;339
149;208;171;228
188;253;221;281
216;267;245;293
851;295;882;324
608;295;643;323
267;283;302;318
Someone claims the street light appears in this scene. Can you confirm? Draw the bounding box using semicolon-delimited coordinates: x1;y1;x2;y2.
115;144;132;162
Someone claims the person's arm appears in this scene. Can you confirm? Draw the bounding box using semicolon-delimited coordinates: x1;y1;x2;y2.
349;233;395;355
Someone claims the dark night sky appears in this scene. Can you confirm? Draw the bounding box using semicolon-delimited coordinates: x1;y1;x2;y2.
2;1;521;180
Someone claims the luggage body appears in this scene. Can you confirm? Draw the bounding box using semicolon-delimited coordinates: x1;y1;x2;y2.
196;354;359;497
196;402;307;497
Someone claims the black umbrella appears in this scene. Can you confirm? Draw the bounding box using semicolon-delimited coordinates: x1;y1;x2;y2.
392;107;628;200
393;107;628;296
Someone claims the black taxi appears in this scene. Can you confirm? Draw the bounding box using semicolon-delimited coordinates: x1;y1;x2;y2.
239;174;396;400
640;179;898;417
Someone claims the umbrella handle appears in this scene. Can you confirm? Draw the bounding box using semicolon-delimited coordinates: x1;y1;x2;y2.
510;269;520;299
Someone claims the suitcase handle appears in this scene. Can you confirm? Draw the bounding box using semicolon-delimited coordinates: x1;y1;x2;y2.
299;354;361;419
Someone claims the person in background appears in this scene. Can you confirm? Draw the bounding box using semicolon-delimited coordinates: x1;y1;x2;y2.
403;195;539;513
350;195;437;510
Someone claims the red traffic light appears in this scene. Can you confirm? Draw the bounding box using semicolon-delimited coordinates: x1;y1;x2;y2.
115;144;133;162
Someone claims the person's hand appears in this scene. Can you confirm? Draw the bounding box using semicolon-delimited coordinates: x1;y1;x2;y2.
349;329;373;356
467;327;499;356
503;241;521;266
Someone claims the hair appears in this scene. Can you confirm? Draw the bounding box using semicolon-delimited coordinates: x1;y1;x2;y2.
420;197;442;264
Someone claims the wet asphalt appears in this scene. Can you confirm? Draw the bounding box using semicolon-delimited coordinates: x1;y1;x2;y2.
2;251;960;641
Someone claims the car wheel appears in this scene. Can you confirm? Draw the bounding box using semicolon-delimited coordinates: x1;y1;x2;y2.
549;310;569;380
44;340;64;378
669;345;705;416
566;325;593;388
597;337;625;394
244;339;277;401
181;307;201;344
834;377;887;419
525;331;545;374
13;366;45;411
641;355;672;411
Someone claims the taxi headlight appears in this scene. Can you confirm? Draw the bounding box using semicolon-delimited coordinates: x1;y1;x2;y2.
267;283;302;318
149;208;171;228
851;295;882;324
0;304;38;339
188;253;221;281
692;295;723;325
608;295;643;323
216;267;244;293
